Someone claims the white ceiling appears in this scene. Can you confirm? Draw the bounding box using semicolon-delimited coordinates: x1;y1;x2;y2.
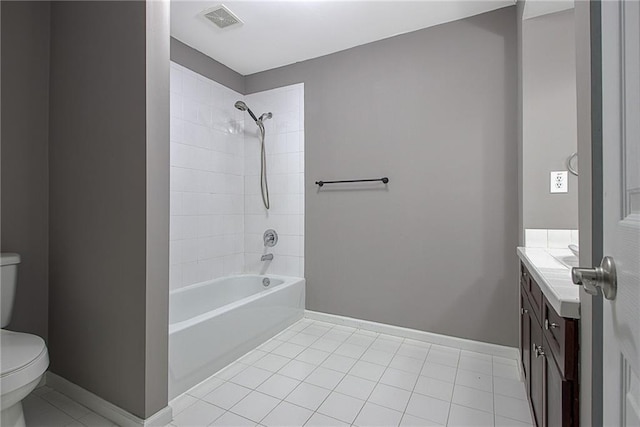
171;1;515;75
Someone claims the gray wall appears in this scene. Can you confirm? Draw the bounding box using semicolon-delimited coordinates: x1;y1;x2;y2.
48;1;167;418
170;37;245;95
246;7;519;346
0;1;51;341
522;10;579;230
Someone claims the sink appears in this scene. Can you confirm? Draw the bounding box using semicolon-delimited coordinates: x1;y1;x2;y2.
555;255;579;268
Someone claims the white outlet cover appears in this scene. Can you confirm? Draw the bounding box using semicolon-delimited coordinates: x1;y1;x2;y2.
550;171;568;193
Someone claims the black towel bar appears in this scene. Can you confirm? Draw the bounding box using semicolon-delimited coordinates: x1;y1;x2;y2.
315;177;389;187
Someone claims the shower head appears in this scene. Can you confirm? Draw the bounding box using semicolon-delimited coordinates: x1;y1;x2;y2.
234;100;258;122
259;112;273;122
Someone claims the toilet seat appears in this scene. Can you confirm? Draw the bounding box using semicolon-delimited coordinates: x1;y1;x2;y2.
0;330;49;395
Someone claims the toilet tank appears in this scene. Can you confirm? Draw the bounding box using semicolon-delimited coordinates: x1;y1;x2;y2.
1;253;21;328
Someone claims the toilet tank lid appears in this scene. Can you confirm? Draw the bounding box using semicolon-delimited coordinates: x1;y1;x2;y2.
0;253;20;266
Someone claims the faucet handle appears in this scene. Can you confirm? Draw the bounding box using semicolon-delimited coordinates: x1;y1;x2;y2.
264;229;278;247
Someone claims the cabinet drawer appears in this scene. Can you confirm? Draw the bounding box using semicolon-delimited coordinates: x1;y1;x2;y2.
543;300;579;380
520;263;531;291
529;277;543;323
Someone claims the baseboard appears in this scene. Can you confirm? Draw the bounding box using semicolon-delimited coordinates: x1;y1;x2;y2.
46;372;173;427
304;310;519;359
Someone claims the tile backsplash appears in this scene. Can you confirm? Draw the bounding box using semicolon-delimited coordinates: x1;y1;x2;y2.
524;229;579;249
169;62;304;290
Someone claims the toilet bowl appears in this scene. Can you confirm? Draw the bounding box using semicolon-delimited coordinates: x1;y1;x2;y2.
0;253;50;427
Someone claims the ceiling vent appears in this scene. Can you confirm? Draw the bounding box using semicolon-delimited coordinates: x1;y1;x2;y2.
201;5;243;30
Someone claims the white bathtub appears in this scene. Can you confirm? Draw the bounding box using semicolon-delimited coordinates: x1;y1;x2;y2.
168;274;305;399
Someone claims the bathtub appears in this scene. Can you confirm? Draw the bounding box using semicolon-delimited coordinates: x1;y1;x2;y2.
168;274;305;399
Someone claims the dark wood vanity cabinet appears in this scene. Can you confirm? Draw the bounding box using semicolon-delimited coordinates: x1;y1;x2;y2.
520;263;579;427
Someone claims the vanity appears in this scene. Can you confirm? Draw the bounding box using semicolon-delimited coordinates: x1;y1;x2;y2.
517;247;580;427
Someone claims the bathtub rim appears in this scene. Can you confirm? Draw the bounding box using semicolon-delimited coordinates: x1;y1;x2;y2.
169;274;305;334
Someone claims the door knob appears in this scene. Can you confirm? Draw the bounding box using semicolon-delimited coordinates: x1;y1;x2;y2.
572;256;617;300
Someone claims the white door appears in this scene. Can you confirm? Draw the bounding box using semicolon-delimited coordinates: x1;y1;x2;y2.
601;1;640;425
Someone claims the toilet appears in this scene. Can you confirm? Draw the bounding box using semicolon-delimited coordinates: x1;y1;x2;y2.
0;253;49;427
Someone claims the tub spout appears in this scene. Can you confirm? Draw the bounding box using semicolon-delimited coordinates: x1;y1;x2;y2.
261;253;274;261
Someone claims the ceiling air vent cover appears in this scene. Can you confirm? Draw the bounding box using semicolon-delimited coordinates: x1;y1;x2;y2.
201;5;243;29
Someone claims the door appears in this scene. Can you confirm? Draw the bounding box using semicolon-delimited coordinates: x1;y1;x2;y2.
601;1;640;425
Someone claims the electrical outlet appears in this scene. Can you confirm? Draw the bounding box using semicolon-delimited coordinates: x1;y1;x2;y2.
550;171;568;193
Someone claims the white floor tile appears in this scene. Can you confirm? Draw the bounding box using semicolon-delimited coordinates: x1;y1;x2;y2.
493;376;527;400
321;354;357;373
303;324;332;337
230;391;280;423
258;339;282;352
429;345;459;355
361;348;395;366
379;367;419;391
305;367;345;390
493;362;521;380
389;355;424;374
460;350;493;362
25;406;76;427
261;401;313;427
310;337;342;353
238;349;268;365
275;330;299;341
289;332;320;347
420;362;457;383
405;393;451;425
413;376;454;402
187;375;225;398
230;366;273;389
202;382;252;410
209;411;256;426
288;320;313;332
304;412;350;427
272;342;307;358
77;412;118;427
334;342;367;359
425;350;459;368
493;356;518;367
334;375;376;400
368;383;411;412
354;402;403;427
285;382;331;411
399;413;443;426
257;374;301;399
349;360;386;382
296;348;331;365
172;400;225;427
455;369;493;392
170;394;199;415
447;403;494;427
495;415;533;426
23;394;56;417
253;353;291;372
278;359;317;381
317;392;365;424
396;344;430;360
41;391;90;420
457;356;492;375
451;384;494;413
370;338;402;353
216;362;248;380
346;333;376;347
494;394;533;424
405;339;432;348
323;329;352;343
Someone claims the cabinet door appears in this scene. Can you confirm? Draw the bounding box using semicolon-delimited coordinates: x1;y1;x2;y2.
545;338;573;427
530;317;544;427
521;291;532;384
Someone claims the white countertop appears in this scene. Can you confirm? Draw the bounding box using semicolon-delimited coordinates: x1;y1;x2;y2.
517;247;581;319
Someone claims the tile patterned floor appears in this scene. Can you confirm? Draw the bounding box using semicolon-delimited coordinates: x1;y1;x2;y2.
168;318;534;427
24;385;118;427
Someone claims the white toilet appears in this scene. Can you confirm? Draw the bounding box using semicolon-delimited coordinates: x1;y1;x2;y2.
0;253;49;427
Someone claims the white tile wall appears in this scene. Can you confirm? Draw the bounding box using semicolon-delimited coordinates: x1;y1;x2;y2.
524;229;579;249
244;84;305;277
170;63;304;289
170;63;246;290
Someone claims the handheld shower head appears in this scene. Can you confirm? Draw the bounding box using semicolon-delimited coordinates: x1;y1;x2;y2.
258;112;273;122
234;100;258;122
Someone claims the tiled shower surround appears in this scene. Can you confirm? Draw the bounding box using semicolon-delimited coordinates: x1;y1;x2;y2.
169;62;304;290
